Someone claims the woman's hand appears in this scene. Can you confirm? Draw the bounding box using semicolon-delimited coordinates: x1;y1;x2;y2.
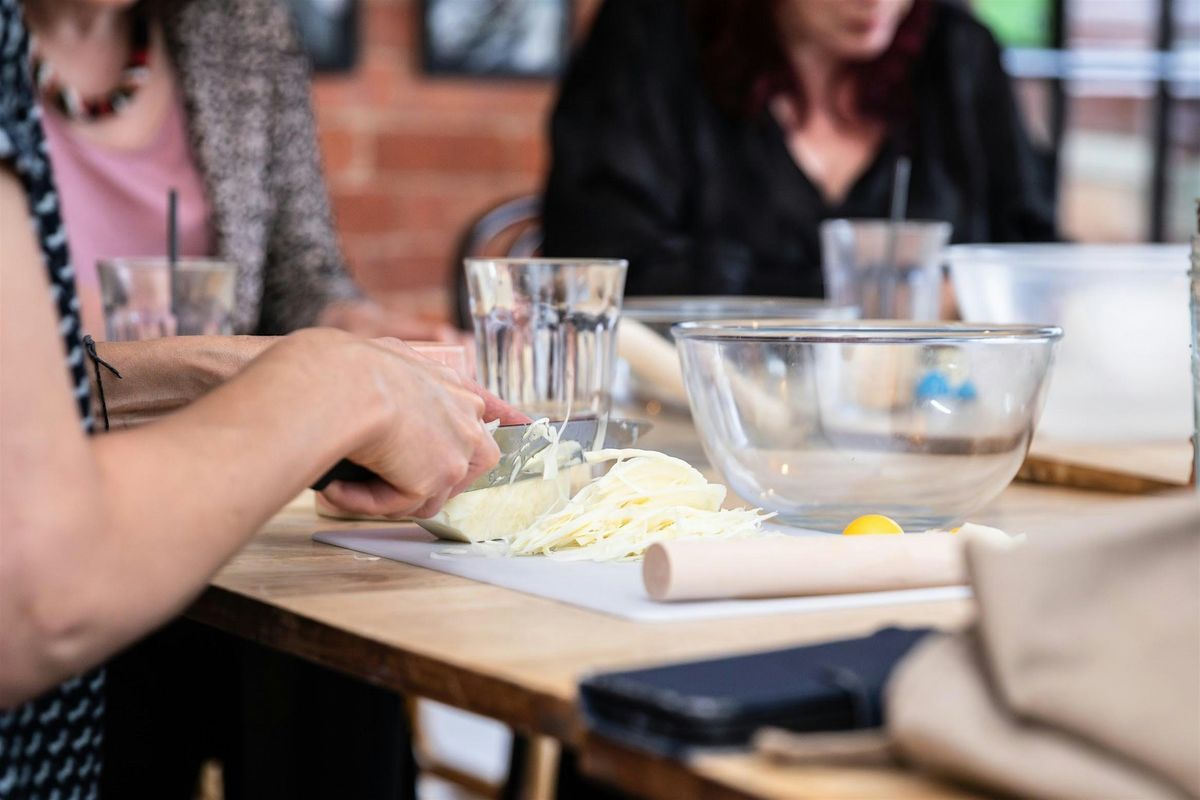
292;333;524;519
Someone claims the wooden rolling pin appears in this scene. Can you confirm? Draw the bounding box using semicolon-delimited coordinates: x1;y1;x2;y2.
617;317;791;423
616;317;690;407
643;534;967;601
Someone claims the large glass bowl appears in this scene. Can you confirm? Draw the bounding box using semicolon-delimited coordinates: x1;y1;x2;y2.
673;321;1062;531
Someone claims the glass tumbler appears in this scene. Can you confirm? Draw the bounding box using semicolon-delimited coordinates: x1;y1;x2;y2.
99;257;236;341
821;219;952;320
465;258;627;420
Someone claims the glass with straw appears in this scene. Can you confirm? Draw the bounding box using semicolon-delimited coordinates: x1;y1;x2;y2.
821;157;952;320
98;188;237;341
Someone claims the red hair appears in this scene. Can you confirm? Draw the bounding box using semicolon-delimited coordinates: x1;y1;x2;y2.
684;0;934;125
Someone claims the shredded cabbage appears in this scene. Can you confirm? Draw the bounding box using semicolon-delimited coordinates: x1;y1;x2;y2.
421;421;773;561
506;449;774;561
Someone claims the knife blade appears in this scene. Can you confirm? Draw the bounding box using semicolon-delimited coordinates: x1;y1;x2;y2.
311;418;651;492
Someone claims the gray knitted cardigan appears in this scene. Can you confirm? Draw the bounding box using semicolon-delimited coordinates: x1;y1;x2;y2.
165;0;360;334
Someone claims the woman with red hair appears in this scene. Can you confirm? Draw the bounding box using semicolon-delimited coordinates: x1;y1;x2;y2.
543;0;1056;297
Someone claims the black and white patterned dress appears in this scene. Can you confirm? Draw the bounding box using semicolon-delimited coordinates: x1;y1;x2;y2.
1;1;104;796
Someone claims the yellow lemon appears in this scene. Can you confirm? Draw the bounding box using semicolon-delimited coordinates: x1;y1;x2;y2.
842;514;904;536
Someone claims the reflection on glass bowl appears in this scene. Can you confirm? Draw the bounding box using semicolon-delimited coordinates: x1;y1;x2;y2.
615;296;857;411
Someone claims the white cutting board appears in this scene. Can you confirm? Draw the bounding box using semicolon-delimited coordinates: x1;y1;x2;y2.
313;527;970;623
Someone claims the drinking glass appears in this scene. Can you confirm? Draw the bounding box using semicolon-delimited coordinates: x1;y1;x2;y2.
465;258;627;420
821;219;952;320
99;258;236;341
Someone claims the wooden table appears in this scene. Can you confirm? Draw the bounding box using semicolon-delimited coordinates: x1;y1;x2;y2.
186;417;1191;799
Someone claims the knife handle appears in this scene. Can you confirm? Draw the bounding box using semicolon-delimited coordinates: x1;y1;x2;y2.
312;459;379;491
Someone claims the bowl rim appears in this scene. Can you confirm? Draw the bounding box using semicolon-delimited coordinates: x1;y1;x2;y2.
671;319;1063;343
623;295;854;321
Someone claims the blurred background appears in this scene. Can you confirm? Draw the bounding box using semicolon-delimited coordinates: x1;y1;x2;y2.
288;0;1199;324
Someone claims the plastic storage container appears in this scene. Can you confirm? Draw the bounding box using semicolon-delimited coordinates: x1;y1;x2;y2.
949;244;1192;442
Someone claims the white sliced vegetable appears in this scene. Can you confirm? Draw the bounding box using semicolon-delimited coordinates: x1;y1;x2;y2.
507;449;773;562
423;421;773;560
418;474;570;543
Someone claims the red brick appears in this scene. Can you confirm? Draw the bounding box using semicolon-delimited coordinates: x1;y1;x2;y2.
312;0;596;292
509;133;550;175
318;128;358;173
389;192;463;230
331;191;400;236
364;62;409;106
363;2;413;49
375;132;512;173
372;285;454;323
367;256;455;293
311;74;364;111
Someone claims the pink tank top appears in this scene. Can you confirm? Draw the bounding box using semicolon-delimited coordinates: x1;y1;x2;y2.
43;90;214;338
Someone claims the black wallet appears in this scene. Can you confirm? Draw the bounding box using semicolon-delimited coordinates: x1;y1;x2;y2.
580;627;930;750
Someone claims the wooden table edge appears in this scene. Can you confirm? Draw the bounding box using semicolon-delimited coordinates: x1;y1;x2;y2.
186;585;583;743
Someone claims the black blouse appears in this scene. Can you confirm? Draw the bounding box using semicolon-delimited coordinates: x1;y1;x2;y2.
542;0;1057;297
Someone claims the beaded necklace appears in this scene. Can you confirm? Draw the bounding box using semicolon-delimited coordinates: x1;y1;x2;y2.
30;5;151;122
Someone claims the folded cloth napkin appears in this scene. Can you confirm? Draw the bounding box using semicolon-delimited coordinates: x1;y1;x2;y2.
886;496;1200;799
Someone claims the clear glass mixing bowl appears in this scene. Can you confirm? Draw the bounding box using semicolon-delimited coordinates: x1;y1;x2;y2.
673;321;1062;531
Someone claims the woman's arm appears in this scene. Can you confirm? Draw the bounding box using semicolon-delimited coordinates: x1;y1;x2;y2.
0;169;501;706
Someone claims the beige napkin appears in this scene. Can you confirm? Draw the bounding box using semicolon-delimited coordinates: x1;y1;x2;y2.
887;496;1200;799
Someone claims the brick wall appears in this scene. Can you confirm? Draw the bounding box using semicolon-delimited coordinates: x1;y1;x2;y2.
311;0;598;323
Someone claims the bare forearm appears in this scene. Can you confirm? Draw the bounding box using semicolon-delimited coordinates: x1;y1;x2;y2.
93;334;372;599
3;332;382;703
2;169;372;704
91;336;275;427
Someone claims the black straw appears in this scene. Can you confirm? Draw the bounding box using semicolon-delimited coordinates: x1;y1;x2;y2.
167;187;179;314
879;156;912;318
889;156;912;226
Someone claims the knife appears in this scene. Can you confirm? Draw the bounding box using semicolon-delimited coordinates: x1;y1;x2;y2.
311;418;652;492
